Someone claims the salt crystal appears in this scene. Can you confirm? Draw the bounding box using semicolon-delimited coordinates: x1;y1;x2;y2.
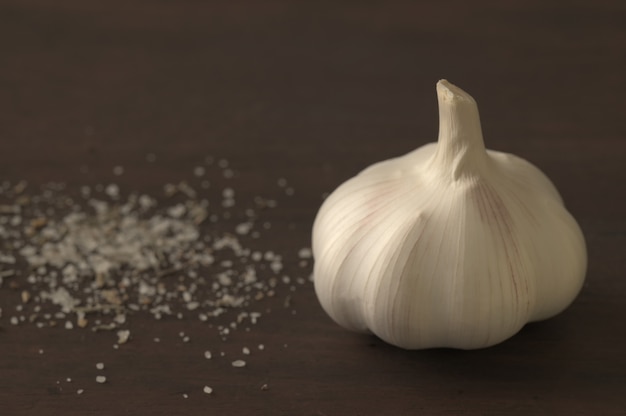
242;347;250;355
193;166;205;177
116;329;130;344
203;386;213;394
105;184;119;199
204;350;212;359
95;376;106;384
270;261;283;273
298;247;312;259
96;362;104;370
113;166;124;176
250;312;261;324
235;222;253;235
77;389;84;395
21;291;31;303
217;274;232;286
231;360;246;368
138;195;154;210
167;204;186;218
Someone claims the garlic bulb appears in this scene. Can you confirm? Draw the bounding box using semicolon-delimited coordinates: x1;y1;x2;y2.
312;80;586;350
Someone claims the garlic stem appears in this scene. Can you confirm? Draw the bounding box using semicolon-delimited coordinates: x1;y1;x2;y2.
430;80;487;179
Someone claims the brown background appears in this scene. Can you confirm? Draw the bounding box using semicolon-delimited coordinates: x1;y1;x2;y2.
1;0;625;415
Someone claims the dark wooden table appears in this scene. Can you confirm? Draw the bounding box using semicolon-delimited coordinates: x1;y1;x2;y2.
1;1;625;414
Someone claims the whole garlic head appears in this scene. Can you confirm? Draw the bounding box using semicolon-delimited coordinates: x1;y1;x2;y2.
312;80;586;350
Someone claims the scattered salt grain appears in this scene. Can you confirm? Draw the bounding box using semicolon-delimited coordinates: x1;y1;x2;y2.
167;203;186;218
193;166;206;177
95;376;106;384
203;386;213;395
105;184;119;199
0;162;313;397
0;254;16;264
116;329;130;344
298;247;312;259
182;394;188;399
77;389;84;395
235;222;253;235
20;290;30;303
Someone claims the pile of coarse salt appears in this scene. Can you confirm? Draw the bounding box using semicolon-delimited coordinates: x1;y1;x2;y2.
0;159;313;350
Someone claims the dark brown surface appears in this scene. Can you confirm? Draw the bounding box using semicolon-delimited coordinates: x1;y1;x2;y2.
1;1;625;415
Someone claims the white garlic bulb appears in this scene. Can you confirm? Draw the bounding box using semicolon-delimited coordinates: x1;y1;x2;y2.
312;80;586;350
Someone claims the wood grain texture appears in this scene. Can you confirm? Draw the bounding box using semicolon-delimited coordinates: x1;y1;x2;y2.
1;1;625;415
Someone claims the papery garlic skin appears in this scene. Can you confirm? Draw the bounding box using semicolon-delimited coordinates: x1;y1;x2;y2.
312;80;586;350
